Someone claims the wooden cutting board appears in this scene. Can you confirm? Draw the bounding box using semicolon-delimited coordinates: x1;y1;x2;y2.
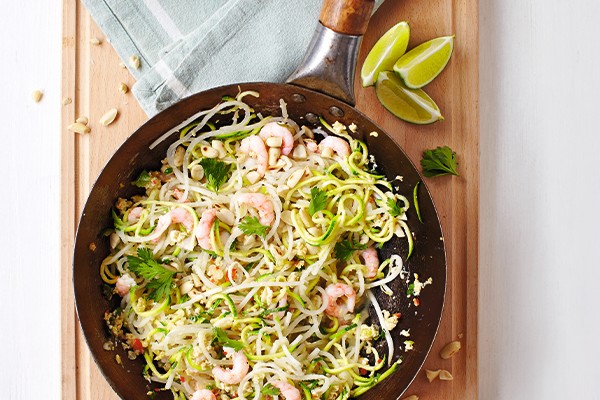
61;0;478;398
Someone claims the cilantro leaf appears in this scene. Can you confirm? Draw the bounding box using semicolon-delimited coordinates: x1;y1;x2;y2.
126;248;175;301
132;170;151;187
199;159;231;192
261;384;281;396
334;239;367;261
420;146;459;177
308;187;328;216
407;283;415;296
212;327;244;351
239;216;268;238
387;197;405;217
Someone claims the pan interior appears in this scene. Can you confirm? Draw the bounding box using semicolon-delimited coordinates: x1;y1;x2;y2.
73;82;446;400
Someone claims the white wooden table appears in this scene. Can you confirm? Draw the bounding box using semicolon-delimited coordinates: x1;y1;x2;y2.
1;0;599;398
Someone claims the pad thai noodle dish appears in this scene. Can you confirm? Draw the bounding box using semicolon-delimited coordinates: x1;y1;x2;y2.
101;91;430;400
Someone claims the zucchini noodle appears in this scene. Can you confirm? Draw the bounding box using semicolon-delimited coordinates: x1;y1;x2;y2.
101;93;424;400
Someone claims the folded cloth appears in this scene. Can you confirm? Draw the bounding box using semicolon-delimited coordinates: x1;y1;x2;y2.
81;0;383;116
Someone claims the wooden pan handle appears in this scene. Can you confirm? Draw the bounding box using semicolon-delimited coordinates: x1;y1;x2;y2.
319;0;375;35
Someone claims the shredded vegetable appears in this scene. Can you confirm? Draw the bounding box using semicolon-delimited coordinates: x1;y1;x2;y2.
101;91;426;400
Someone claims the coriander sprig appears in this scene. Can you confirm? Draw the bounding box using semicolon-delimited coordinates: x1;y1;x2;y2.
334;239;368;261
420;146;459;177
308;187;328;216
239;216;268;238
126;248;175;301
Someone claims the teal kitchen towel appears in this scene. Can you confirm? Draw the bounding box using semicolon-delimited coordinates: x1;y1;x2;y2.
80;0;383;116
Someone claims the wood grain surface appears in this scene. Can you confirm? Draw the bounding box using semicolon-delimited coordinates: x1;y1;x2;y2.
61;0;478;398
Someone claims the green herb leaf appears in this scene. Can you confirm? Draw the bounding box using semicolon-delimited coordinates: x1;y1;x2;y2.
132;170;151;187
126;248;175;301
387;197;404;217
199;158;231;192
407;283;415;296
261;384;281;396
420;146;459;177
212;327;244;351
334;239;367;261
239;216;268;238
308;187;328;216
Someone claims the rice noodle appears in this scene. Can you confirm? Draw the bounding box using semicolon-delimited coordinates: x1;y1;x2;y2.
101;95;422;399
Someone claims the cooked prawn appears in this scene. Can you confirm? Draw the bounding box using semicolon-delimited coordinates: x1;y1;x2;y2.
156;207;194;233
237;193;275;226
272;381;301;400
211;350;249;384
259;122;295;155
127;207;143;223
324;283;356;318
152;207;195;243
361;247;380;278
240;135;268;176
190;389;216;400
195;209;217;250
115;273;136;297
319;136;351;158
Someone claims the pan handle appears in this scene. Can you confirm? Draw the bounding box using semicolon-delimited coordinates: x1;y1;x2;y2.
286;0;376;105
320;0;375;35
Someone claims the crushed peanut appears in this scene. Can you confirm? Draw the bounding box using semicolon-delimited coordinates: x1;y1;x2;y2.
129;55;141;69
440;340;461;359
32;90;43;102
99;108;119;126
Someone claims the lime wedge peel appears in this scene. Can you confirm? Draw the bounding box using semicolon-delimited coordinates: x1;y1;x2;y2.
393;35;455;89
361;22;410;87
375;71;443;125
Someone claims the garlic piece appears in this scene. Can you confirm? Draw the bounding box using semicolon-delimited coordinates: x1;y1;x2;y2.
99;108;118;126
67;122;91;135
62;97;72;105
90;37;102;45
119;83;129;94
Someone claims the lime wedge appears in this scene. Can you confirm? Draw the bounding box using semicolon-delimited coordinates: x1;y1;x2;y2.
393;35;454;89
375;71;443;125
361;22;410;87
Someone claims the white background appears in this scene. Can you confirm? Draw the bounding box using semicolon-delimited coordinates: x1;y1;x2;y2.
1;0;599;399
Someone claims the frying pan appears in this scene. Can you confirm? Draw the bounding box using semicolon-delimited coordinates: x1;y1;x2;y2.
73;0;446;398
